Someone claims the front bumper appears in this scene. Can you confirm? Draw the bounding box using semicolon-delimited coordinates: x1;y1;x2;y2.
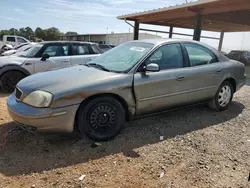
7;93;79;133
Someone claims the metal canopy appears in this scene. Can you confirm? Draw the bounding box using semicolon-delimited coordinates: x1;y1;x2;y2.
117;0;250;32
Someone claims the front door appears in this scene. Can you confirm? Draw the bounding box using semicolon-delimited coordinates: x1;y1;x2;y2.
134;43;192;115
33;43;71;73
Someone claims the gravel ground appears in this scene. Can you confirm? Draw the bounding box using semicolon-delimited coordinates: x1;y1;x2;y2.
0;82;250;188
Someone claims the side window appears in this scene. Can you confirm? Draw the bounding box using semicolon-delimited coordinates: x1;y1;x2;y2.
17;37;27;43
7;37;15;42
72;44;90;55
184;43;217;67
145;43;184;70
91;44;102;54
42;44;69;57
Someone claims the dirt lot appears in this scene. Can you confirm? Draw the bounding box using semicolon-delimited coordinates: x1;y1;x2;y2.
0;82;250;188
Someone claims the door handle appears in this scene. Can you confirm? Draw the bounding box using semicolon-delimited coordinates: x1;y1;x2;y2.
216;69;222;73
176;76;186;81
62;60;69;63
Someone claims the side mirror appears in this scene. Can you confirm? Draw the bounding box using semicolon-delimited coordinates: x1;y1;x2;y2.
41;54;50;61
145;63;160;72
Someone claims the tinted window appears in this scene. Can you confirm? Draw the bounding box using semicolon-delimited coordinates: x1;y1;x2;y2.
145;43;183;70
17;37;27;43
42;44;69;57
184;43;217;66
7;37;15;42
72;44;90;55
91;44;102;54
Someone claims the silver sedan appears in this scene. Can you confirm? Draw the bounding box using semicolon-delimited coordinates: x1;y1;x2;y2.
7;39;246;141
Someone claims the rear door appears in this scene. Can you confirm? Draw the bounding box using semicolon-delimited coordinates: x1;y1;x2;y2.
181;42;224;103
33;43;71;73
70;43;101;65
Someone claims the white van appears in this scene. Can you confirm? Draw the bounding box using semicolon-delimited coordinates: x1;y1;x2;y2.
0;35;30;48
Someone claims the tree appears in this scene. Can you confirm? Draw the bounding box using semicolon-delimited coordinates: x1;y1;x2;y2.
19;28;26;38
44;27;61;41
35;27;44;39
0;26;69;41
0;30;10;40
9;28;19;35
25;27;34;39
65;31;78;36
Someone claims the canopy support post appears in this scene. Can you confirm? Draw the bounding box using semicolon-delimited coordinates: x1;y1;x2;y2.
193;12;202;41
134;21;139;40
218;31;224;51
169;26;173;38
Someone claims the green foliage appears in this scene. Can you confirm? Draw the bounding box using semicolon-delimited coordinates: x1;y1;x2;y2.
0;27;75;41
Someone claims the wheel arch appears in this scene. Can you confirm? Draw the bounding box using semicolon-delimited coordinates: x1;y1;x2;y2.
74;93;130;128
0;65;31;79
222;77;236;93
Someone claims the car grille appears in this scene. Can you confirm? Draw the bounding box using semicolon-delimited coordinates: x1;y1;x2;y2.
15;87;23;100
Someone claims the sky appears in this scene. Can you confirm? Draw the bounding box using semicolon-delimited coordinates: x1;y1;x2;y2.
0;0;249;52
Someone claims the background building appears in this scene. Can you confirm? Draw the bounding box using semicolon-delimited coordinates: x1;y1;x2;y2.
60;32;161;45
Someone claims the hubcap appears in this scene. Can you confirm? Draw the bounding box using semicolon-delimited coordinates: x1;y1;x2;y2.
89;104;116;133
218;85;231;107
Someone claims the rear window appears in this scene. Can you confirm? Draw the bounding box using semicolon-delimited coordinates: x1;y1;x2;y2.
7;37;15;42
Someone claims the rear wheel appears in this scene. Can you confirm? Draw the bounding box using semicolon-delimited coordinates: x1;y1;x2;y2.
209;81;234;111
0;71;26;93
77;96;126;141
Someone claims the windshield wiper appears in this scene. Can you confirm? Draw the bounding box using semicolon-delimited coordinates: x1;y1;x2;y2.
88;63;111;72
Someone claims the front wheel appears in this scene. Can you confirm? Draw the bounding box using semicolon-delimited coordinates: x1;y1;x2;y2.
209;81;234;111
77;96;126;141
0;71;26;93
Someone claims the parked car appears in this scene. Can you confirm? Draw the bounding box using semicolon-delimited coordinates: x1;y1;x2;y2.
0;44;13;55
226;50;250;66
220;51;227;56
0;35;30;49
1;43;35;56
98;44;116;52
7;39;246;141
0;41;102;92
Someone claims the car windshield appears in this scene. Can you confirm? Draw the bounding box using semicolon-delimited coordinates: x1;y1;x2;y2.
13;43;28;50
87;42;153;72
16;44;32;52
19;44;43;57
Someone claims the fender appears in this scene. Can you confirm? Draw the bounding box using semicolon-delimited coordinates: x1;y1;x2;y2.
0;65;31;77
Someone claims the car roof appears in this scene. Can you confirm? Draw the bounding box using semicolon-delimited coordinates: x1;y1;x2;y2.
230;50;249;53
39;41;96;45
130;38;206;46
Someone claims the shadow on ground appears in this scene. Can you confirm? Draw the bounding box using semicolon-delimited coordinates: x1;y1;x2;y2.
0;101;244;176
0;89;9;98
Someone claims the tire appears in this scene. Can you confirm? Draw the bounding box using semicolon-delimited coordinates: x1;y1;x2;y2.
77;96;126;141
0;71;26;93
208;81;234;111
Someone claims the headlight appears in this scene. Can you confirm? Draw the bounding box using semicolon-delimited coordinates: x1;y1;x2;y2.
23;90;53;108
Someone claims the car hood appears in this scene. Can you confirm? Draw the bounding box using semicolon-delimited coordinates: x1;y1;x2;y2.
2;49;16;56
0;55;27;66
17;65;123;95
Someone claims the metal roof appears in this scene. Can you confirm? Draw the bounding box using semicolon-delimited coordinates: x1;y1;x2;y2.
117;0;250;32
